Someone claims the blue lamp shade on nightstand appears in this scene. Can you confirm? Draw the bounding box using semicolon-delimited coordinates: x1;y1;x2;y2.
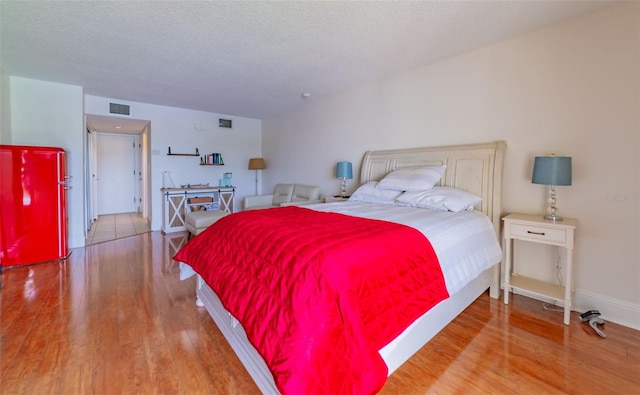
336;161;353;180
532;155;572;221
532;156;572;186
336;161;353;198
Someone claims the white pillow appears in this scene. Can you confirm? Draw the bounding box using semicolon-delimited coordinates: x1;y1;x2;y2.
396;187;482;213
377;165;446;192
348;181;403;205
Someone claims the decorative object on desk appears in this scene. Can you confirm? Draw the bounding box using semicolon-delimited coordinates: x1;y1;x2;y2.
336;161;353;198
223;172;233;187
248;157;266;195
162;171;175;188
532;155;572;221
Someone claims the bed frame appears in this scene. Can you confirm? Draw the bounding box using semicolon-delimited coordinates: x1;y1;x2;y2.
195;140;506;394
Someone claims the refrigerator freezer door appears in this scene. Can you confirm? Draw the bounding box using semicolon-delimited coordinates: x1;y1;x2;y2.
0;145;70;268
57;150;69;258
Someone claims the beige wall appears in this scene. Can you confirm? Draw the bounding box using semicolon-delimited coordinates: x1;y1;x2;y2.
262;3;640;328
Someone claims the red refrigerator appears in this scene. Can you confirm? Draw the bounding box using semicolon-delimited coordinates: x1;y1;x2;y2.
0;145;71;270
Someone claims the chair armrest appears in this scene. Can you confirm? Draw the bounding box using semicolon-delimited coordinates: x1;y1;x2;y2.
244;194;274;210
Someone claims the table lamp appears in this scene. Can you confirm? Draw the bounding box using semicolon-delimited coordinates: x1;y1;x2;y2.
532;155;572;221
336;161;353;198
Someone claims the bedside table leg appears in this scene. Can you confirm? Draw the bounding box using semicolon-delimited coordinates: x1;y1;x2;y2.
503;237;512;304
563;248;574;325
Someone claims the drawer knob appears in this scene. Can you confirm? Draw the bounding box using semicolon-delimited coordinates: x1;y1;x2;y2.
527;230;546;236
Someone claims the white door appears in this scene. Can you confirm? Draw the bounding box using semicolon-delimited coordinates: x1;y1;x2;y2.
97;133;136;215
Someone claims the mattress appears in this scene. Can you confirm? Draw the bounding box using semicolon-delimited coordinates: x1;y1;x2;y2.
307;201;502;294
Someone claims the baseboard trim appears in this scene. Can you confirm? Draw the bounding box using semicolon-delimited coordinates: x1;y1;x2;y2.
574;289;640;331
510;288;639;330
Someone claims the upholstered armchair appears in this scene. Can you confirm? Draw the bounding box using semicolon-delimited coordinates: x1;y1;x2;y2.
244;183;323;210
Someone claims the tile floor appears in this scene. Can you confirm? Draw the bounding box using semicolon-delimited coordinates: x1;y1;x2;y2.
85;212;151;245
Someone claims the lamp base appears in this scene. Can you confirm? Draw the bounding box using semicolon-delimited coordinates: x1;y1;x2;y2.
544;213;564;221
339;178;348;198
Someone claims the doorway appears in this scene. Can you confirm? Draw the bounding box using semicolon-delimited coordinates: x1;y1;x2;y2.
85;114;151;245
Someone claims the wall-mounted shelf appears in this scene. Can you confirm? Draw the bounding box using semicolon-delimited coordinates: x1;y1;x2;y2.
167;147;199;156
200;163;224;166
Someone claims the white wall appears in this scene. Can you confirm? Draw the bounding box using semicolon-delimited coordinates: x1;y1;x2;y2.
262;3;640;329
84;96;262;231
8;76;86;248
0;69;11;144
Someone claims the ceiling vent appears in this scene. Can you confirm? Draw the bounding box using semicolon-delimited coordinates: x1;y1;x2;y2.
109;103;130;116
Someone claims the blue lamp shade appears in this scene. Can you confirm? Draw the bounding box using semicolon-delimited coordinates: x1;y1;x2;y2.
532;156;572;186
336;161;353;179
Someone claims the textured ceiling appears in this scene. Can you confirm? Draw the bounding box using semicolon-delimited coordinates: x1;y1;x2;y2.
1;0;612;132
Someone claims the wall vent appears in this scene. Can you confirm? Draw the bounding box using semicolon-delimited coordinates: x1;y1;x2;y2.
109;103;130;116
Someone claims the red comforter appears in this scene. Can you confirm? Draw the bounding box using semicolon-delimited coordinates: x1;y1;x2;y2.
175;206;449;394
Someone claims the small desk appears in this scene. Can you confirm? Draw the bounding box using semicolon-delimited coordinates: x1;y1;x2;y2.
161;186;235;233
503;213;577;325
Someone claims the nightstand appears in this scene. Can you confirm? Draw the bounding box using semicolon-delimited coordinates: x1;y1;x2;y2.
324;196;350;203
503;213;577;325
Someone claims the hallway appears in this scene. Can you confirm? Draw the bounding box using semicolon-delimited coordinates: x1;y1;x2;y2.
85;212;150;245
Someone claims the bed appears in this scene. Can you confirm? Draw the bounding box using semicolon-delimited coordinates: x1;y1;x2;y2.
177;140;506;394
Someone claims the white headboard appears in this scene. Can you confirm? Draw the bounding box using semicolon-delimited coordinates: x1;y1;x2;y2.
360;141;506;235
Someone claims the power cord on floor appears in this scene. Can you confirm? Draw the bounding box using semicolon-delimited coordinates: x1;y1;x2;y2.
542;302;564;312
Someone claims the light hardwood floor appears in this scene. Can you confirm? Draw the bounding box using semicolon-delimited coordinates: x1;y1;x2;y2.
1;231;638;394
85;212;151;245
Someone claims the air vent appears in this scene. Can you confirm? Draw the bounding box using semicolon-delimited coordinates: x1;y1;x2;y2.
109;103;130;116
219;118;232;128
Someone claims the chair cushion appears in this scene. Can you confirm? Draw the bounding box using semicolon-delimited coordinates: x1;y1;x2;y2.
272;184;294;205
291;184;320;202
185;210;229;228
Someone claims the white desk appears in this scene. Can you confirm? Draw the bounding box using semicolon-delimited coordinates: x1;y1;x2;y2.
161;186;234;233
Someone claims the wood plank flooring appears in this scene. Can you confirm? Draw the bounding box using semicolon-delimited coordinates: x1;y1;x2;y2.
85;212;151;245
1;231;638;394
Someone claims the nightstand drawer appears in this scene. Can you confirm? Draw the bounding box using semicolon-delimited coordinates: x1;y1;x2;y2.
509;223;566;244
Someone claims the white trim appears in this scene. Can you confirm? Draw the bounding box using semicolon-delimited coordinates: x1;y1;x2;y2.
510;288;640;330
574;289;640;330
